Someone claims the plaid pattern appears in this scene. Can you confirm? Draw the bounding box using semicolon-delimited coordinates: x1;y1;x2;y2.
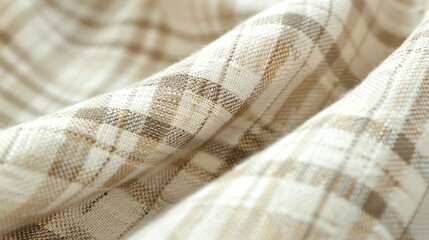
127;11;429;239
0;0;274;127
0;0;427;239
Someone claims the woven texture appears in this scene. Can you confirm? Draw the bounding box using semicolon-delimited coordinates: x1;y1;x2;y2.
0;0;428;239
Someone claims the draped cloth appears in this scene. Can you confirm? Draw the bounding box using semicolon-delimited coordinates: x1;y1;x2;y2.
0;0;429;239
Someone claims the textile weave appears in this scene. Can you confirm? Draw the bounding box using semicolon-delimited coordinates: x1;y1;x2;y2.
0;0;428;239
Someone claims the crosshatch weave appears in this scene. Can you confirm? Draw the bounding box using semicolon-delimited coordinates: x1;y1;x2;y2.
0;0;429;239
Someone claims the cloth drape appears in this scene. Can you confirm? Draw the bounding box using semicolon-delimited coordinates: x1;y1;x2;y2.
0;0;428;239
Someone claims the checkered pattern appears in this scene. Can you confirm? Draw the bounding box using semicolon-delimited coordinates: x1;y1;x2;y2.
0;0;277;127
0;0;427;239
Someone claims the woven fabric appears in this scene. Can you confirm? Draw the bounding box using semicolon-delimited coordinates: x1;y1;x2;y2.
0;0;428;239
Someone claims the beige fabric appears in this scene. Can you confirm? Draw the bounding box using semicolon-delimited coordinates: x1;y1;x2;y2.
0;0;428;239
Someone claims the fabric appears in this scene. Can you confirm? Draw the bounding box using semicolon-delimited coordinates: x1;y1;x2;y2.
0;0;428;239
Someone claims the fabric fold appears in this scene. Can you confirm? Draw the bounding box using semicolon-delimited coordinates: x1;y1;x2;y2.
127;10;429;239
0;0;427;239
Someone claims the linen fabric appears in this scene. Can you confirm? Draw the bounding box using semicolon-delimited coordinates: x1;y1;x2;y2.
0;0;428;239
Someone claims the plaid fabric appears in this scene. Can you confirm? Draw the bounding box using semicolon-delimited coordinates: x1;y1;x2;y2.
0;0;274;127
0;0;428;239
127;9;429;239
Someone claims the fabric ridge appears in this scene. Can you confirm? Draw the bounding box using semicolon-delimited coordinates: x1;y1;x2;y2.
0;0;428;239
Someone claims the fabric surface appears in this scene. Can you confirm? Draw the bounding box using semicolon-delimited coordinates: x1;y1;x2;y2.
0;0;428;239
